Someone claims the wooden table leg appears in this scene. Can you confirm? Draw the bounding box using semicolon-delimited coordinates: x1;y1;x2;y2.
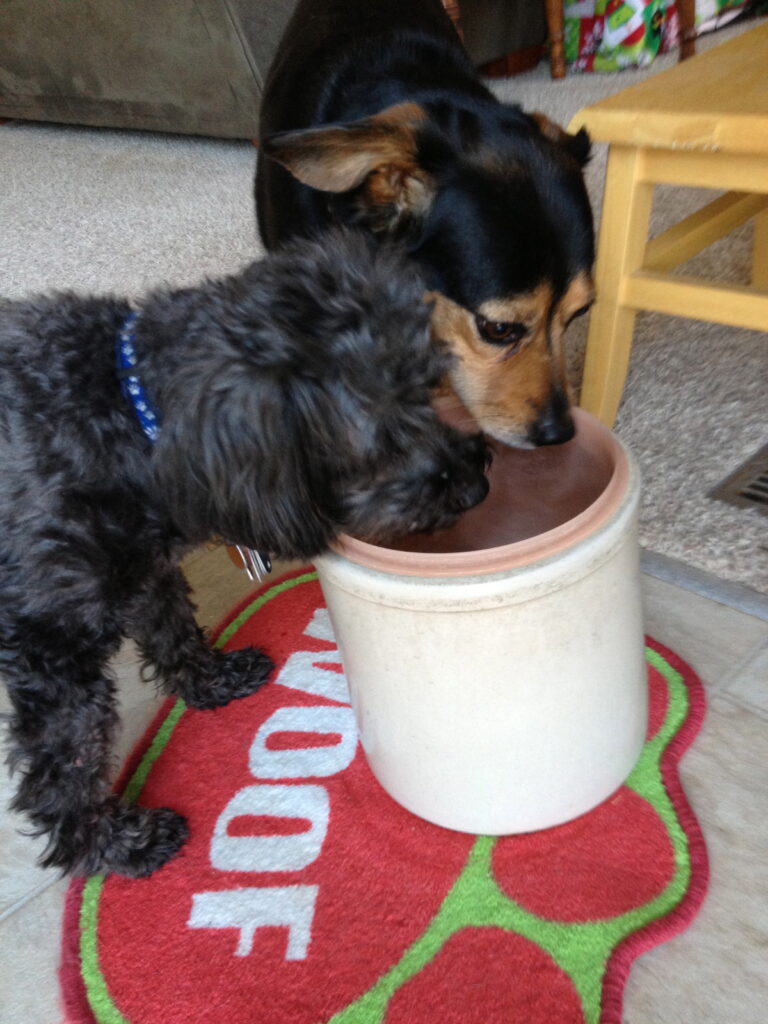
579;146;654;427
441;0;463;37
544;0;566;79
677;0;697;60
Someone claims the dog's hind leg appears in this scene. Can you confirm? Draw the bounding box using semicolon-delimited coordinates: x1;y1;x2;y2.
3;621;188;877
127;561;274;710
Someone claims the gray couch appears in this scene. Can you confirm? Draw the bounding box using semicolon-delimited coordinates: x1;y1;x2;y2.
0;0;546;138
0;0;296;137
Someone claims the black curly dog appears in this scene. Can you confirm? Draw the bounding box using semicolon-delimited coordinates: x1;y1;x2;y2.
0;230;488;878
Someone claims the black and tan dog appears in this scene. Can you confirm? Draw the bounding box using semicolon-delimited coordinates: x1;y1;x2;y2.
256;0;595;449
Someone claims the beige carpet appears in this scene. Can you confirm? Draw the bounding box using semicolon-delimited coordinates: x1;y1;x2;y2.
1;16;766;594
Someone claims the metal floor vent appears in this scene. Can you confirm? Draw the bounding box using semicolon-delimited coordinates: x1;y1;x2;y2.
710;443;768;516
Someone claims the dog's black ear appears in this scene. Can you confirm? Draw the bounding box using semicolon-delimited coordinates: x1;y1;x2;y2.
530;112;592;167
262;102;435;234
152;364;334;560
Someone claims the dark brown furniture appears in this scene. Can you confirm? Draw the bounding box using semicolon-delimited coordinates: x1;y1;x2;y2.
463;0;699;82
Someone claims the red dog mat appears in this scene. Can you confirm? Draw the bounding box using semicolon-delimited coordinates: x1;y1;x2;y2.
60;568;708;1024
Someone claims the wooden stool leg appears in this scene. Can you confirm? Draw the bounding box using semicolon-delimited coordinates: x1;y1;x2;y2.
544;0;566;79
441;0;463;37
752;208;768;290
579;146;653;427
677;0;697;60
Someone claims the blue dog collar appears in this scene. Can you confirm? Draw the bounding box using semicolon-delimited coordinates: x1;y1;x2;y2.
116;311;160;443
115;311;272;582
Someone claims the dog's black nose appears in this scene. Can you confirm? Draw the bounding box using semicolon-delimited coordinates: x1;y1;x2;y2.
528;392;575;446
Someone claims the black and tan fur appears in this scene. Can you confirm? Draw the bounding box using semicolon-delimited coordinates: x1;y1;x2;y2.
256;0;595;448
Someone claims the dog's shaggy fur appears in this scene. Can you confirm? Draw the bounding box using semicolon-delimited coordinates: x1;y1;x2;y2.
0;230;488;877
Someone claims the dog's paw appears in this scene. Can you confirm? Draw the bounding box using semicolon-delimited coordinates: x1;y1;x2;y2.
91;803;189;878
182;646;274;710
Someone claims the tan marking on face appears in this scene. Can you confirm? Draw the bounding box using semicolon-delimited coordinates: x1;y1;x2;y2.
476;282;552;349
429;275;592;447
546;273;595;390
559;271;595;323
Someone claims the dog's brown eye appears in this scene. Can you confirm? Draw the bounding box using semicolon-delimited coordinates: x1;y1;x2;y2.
569;304;592;322
475;316;529;348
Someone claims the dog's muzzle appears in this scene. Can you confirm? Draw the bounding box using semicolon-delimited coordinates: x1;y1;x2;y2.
527;391;575;447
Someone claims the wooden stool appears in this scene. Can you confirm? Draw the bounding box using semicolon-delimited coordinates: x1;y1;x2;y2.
569;21;768;427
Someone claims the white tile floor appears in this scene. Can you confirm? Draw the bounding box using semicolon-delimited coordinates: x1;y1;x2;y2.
1;546;766;1023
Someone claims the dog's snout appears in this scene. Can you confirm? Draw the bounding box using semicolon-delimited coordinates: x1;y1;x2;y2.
528;391;575;447
459;473;489;510
462;431;491;470
448;432;490;512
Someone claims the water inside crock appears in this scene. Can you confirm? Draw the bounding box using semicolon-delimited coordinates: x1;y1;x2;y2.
382;405;615;555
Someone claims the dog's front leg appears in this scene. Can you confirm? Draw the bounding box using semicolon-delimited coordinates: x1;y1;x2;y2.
4;621;188;877
127;561;273;710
